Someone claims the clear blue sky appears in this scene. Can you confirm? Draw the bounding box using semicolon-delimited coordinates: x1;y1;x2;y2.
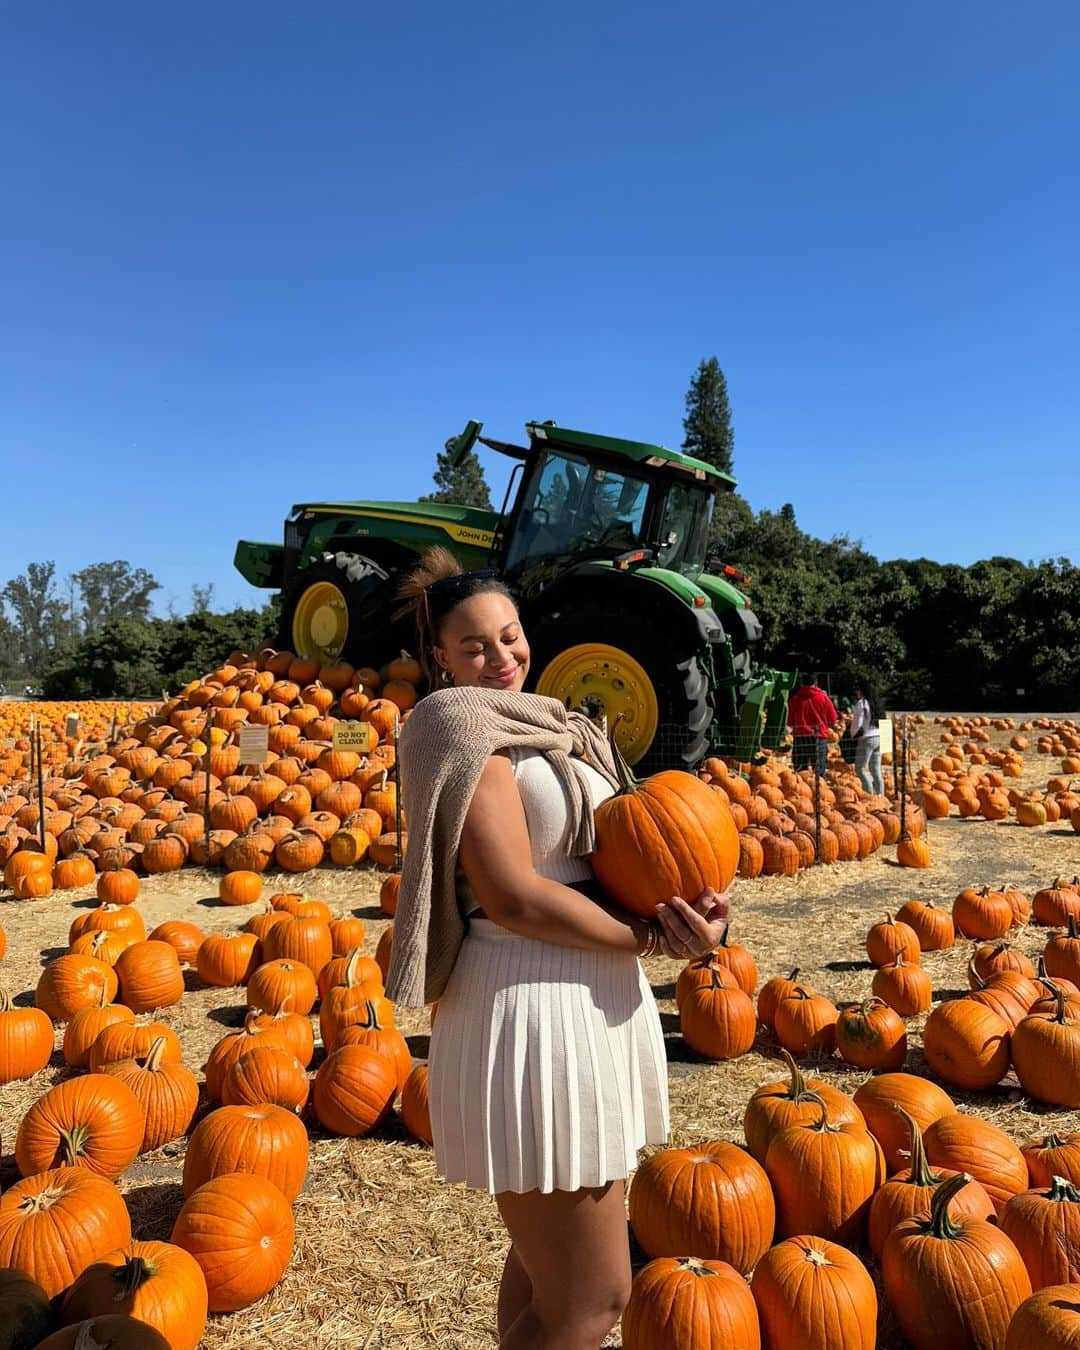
3;2;1077;614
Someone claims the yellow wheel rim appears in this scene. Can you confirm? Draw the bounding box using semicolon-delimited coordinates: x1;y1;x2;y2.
536;642;659;765
292;581;348;662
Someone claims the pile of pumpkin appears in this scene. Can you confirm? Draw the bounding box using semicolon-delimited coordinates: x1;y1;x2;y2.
0;647;421;898
0;701;156;791
671;879;1080;1080
697;756;928;878
0;869;431;1347
618;1059;1080;1348
625;887;1080;1347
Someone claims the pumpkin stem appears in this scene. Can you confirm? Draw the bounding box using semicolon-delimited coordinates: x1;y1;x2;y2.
967;956;987;990
59;1123;91;1166
604;714;638;794
1047;1175;1080;1203
19;1184;68;1214
895;1107;939;1187
1069;915;1080;940
344;950;364;988
778;1049;812;1101
73;1323;109;1350
677;1257;718;1278
1042;1130;1066;1149
926;1171;973;1239
142;1036;169;1073
802;1245;831;1267
802;1091;841;1134
115;1253;156;1299
0;987;13;1013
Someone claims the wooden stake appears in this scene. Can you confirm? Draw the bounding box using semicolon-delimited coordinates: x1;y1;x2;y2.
898;715;908;839
813;761;822;863
393;711;403;873
203;710;214;862
36;722;46;853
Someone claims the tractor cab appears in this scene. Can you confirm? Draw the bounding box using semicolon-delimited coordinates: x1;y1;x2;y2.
452;419;733;592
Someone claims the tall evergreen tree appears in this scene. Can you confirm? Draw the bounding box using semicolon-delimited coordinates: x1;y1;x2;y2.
682;357;734;475
420;440;493;510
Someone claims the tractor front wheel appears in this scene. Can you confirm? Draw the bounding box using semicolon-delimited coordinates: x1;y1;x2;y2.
279;551;402;666
527;605;712;774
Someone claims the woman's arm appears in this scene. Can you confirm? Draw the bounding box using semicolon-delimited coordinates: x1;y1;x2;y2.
459;755;728;957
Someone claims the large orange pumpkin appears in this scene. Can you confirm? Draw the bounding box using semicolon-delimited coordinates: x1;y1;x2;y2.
15;1074;144;1179
751;1236;877;1350
0;1166;133;1299
882;1172;1031;1347
591;754;739;918
623;1256;762;1350
58;1240;208;1350
171;1173;294;1313
627;1141;774;1274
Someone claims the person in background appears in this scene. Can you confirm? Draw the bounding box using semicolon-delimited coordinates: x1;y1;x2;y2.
787;672;842;776
850;681;885;795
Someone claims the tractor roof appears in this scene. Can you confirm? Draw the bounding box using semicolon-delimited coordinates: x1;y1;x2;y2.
525;421;736;490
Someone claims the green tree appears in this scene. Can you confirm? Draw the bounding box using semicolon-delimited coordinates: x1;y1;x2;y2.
420;439;493;509
72;560;160;632
3;562;70;675
682;357;734;475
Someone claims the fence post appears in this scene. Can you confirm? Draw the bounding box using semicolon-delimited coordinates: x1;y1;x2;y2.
813;761;822;863
898;715;908;840
36;722;46;853
203;710;214;863
393;712;403;874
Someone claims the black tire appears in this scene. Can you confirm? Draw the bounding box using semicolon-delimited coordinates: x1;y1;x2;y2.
525;603;713;774
278;551;410;665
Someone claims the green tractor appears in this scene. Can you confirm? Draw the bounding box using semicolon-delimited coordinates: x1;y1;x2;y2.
235;419;794;773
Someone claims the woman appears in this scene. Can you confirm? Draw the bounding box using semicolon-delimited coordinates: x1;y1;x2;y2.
850;681;885;795
386;548;731;1350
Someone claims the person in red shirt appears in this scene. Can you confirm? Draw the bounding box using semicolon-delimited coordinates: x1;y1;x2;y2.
787;673;841;775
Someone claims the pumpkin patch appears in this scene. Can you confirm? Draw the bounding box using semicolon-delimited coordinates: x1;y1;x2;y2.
1;693;1079;1346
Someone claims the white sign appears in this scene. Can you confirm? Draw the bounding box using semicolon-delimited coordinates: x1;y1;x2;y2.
332;721;378;753
237;725;271;765
879;718;894;756
65;714;80;738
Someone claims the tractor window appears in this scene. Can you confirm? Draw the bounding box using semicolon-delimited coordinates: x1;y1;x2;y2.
658;485;713;577
504;453;649;570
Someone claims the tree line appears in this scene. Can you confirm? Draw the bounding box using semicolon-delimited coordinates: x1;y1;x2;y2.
9;362;1079;709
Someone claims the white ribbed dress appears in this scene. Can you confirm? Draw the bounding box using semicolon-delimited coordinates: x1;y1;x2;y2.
426;748;670;1195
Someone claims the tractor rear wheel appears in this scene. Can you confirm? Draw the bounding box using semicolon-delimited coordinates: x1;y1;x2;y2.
280;551;405;665
527;605;712;774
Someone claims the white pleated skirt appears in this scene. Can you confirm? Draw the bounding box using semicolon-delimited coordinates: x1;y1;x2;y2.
427;918;670;1196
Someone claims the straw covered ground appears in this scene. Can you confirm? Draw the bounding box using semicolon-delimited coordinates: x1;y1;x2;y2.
2;717;1079;1347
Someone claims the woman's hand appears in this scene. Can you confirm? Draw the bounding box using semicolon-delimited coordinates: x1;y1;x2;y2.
654;885;732;961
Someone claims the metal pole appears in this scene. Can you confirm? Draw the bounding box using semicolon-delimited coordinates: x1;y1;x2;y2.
36;722;47;853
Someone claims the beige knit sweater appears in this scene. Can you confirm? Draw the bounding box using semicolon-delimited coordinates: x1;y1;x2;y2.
384;687;621;1007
